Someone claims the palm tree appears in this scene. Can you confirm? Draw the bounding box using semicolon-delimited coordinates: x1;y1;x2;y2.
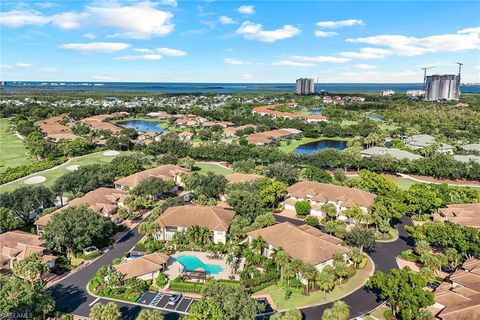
331;300;350;320
321;308;335;320
283;262;296;287
251;236;266;256
315;269;335;297
289;258;304;280
300;263;318;295
273;248;289;281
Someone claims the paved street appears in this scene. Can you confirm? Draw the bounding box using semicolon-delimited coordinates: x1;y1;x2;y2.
50;215;413;319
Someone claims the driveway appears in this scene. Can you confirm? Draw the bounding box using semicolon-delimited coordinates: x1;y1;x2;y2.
275;215;414;319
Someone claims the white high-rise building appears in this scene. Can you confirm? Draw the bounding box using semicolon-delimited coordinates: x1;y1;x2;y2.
295;78;315;95
424;74;460;101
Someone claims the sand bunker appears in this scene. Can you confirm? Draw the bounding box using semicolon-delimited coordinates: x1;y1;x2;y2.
66;165;80;171
24;176;46;185
103;150;120;156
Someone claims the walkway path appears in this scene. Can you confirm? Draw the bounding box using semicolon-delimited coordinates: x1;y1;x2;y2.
397;173;480;188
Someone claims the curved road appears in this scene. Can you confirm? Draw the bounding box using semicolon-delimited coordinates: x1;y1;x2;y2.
50;217;413;320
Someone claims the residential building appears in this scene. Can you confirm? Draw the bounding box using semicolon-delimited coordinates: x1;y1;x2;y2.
296;78;315;95
247;222;350;278
35;114;77;141
428;258;480;319
114;252;170;280
225;173;262;185
425;74;460;101
81;112;127;133
155;205;236;244
34;187;128;234
381;90;395;96
284;181;376;223
252;103;328;122
222;124;257;137
147;112;171;119
178;131;194;141
114;165;188;191
434;204;480;229
0;231;57;273
404;134;454;154
246;128;302;146
361;147;423;161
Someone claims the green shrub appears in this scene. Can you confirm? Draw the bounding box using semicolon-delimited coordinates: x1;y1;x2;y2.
156;273;167;288
305;215;319;226
294;200;311;216
0;157;66;184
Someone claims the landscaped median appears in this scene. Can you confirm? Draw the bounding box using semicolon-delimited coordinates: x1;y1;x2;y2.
256;255;374;310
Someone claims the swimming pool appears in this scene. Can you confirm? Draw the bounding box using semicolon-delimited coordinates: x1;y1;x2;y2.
175;255;223;275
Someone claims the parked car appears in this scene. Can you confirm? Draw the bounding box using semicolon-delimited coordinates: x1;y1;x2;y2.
168;293;182;305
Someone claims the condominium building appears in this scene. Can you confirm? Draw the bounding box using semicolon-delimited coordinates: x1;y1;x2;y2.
295;78;315;95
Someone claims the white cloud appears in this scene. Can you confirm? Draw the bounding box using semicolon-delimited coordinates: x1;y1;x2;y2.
272;60;316;67
243;73;253;80
51;12;87;29
83;33;97;39
91;75;111;81
0;10;49;27
290;55;351;63
354;64;376;70
224;58;249;65
86;2;174;39
38;67;60;73
237;5;255;15
314;30;338;37
0;64;13;69
15;62;32;67
60;42;130;53
236;21;300;42
316;19;364;29
134;48;155;53
219;15;236;25
116;54;162;60
347;27;480;56
156;47;186;56
340;47;392;59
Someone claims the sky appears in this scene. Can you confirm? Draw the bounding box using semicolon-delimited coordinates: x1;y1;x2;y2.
1;0;479;83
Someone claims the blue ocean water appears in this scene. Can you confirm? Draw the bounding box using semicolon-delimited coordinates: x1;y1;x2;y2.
2;81;479;93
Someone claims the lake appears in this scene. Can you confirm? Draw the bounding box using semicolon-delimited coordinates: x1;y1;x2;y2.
294;139;348;155
310;108;324;115
368;114;384;121
117;119;164;133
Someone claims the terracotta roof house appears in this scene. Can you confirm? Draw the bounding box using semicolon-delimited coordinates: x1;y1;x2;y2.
246;133;276;146
435;204;480;229
155;205;236;244
252;103;328;122
0;231;56;273
35;114;77;141
222;124;256;137
34;187;128;234
429;258;480;320
225;173;262;185
114;252;170;280
81;113;126;133
246;128;302;146
285;181;376;223
247;222;349;277
178;131;194;141
114;165;188;191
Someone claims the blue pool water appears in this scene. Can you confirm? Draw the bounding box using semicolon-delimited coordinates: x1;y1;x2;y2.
294;139;348;155
117;119;165;133
310;108;324;115
175;255;223;275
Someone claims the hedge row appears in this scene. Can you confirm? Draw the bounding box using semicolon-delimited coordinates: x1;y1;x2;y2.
0;157;66;184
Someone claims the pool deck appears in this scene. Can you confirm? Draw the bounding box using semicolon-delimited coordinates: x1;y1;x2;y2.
166;251;243;281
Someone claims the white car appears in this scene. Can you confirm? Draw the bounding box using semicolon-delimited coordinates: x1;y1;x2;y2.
168;293;182;305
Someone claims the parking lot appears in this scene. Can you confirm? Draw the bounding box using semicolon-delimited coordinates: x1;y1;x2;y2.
136;291;274;316
136;291;199;314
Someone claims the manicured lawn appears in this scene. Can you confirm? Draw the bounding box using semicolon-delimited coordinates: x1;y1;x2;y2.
0;118;31;172
0;151;124;193
258;258;373;310
386;176;418;190
278;137;351;154
193;162;233;176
